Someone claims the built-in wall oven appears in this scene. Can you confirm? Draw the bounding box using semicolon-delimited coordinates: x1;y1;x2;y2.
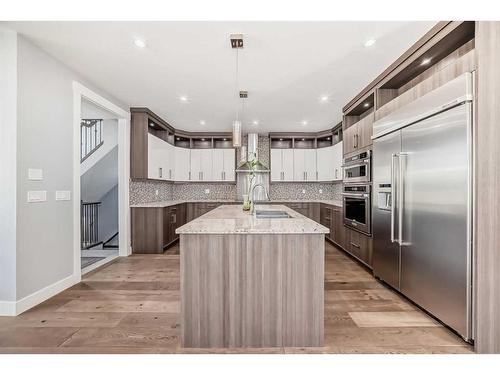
342;184;371;235
343;150;371;183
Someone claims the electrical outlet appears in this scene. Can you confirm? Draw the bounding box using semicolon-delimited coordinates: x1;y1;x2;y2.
319;189;323;194
155;189;159;196
302;189;306;194
205;189;210;194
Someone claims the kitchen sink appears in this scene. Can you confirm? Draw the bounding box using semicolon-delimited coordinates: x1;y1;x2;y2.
255;210;291;219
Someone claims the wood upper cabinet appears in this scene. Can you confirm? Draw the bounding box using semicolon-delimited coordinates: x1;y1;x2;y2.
343;113;374;156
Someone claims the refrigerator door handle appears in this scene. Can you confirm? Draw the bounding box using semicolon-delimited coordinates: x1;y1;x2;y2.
390;153;398;243
398;153;407;246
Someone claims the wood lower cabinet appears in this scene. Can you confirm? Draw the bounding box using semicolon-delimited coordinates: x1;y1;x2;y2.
331;206;347;250
131;207;165;254
345;227;373;267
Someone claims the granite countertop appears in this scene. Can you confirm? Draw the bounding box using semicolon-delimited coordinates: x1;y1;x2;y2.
130;199;342;208
175;204;330;235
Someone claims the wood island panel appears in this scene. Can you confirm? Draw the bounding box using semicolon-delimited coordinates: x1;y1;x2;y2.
180;233;324;348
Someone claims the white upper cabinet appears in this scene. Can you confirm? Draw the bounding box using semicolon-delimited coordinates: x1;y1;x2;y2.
212;149;236;182
271;148;294;182
190;149;213;181
174;147;190;181
223;149;235;181
293;149;317;181
148;134;164;180
316;142;343;181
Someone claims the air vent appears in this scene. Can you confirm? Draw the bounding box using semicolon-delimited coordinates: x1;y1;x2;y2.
230;34;244;49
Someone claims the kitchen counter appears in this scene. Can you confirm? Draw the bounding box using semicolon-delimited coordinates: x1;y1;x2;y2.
130;199;342;208
176;204;329;234
179;204;325;348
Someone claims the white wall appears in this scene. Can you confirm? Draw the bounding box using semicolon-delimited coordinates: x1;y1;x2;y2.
11;33;128;305
0;28;18;308
80;119;118;175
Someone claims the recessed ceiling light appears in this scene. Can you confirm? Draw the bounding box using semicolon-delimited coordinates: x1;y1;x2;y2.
253;120;259;125
223;138;227;141
133;38;146;48
180;96;188;102
302;120;308;126
421;57;432;66
327;137;330;140
199;120;205;125
320;95;329;103
364;102;370;108
364;38;376;47
301;138;305;141
201;138;205;141
176;137;180;141
279;138;283;141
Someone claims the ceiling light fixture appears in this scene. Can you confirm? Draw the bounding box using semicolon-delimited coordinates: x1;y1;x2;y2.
180;96;188;102
231;34;244;148
364;38;376;47
364;102;370;108
302;120;308;126
201;138;205;141
199;120;205;125
320;95;329;102
253;120;259;125
421;57;432;66
133;38;147;48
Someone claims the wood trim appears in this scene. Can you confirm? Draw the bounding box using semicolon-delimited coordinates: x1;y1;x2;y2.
130;107;174;132
130;112;148;179
475;21;500;354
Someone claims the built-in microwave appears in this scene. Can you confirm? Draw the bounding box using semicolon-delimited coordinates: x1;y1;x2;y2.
343;150;371;183
342;184;371;235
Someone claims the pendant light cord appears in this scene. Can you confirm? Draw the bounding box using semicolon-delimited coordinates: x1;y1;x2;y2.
235;47;239;121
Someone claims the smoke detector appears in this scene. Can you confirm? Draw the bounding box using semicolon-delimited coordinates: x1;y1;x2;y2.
230;34;244;49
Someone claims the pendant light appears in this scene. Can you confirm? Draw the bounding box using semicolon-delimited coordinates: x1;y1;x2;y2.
231;34;244;148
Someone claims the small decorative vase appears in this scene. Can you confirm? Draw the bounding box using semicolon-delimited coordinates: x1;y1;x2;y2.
242;194;251;211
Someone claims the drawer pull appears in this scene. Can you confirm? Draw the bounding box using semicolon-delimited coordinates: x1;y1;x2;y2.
350;242;360;248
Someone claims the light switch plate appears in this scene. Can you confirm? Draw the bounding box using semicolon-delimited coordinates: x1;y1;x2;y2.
27;190;47;203
28;168;43;181
55;191;71;201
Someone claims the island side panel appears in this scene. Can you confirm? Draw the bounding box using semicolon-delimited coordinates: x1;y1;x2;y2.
282;234;325;347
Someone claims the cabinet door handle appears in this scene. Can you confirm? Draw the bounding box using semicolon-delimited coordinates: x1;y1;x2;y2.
189;171;191;180
335;169;338;179
171;213;177;224
316;171;318;180
350;242;360;248
353;134;356;149
169;169;172;179
159;167;162;178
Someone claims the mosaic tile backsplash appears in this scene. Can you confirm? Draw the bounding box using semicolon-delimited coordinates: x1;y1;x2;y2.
269;182;342;201
172;183;237;201
129;180;173;205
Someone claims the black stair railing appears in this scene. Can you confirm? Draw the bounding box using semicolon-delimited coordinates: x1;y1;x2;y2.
81;201;102;249
81;119;104;162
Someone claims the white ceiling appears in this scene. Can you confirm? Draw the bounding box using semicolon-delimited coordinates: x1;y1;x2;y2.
7;21;436;133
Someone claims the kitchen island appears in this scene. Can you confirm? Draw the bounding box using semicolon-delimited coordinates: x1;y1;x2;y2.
176;204;328;348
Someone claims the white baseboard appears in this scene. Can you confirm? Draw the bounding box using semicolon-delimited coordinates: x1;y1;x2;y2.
0;301;16;316
12;273;80;316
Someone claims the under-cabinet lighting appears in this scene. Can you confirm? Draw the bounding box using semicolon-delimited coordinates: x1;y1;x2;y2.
364;102;370;108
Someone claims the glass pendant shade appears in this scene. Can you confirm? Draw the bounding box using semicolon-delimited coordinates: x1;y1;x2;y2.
232;120;242;147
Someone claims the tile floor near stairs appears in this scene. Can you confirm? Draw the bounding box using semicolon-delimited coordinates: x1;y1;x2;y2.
0;242;473;354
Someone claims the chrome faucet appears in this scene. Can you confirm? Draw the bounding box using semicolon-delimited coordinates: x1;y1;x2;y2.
250;183;270;214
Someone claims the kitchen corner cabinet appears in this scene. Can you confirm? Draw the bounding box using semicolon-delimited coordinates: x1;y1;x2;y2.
271;148;294;182
174;147;190;181
148;133;175;181
293;149;317;181
343;113;374;156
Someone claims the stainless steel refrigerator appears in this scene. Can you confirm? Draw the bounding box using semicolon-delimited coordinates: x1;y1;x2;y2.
372;72;474;341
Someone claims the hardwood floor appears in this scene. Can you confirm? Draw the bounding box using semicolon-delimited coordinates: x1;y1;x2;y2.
0;242;473;354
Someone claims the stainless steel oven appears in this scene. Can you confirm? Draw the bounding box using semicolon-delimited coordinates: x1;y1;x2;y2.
343;184;371;235
343;150;371;183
